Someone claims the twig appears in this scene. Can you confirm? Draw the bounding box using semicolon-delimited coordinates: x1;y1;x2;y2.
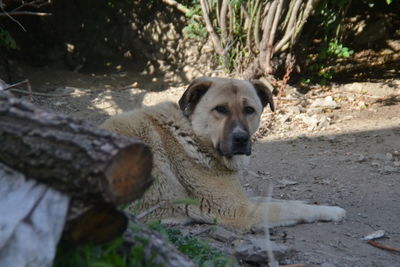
0;11;51;16
8;88;73;98
0;5;26;31
279;90;385;102
136;201;168;220
367;240;400;253
11;0;50;12
1;80;33;101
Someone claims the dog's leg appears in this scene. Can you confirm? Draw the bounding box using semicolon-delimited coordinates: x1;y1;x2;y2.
250;198;346;228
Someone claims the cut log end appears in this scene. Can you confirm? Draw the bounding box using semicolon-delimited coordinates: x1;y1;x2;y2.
64;204;128;245
105;143;153;205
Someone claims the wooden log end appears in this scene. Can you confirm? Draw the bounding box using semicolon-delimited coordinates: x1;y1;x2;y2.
105;143;153;205
63;204;128;245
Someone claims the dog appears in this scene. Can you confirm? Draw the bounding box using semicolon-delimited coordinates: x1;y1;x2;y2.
101;77;345;231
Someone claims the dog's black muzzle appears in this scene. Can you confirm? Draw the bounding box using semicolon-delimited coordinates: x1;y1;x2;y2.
231;128;251;156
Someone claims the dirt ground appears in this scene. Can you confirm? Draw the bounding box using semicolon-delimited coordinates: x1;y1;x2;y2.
19;65;400;266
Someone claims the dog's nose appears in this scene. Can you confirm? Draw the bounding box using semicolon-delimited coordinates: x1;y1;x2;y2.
232;130;250;145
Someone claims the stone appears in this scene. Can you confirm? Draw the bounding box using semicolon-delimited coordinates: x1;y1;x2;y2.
380;166;396;174
386;153;394;161
317;116;330;130
301;115;319;130
371;162;380;167
234;238;289;263
394;161;400;167
356;154;366;163
210;226;238;243
363;230;385;241
286;106;301;115
310;96;338;109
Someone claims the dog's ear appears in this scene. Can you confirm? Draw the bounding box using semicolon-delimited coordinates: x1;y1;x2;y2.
250;79;275;112
179;77;212;116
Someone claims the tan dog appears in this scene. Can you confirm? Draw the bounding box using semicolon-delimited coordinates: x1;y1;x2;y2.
101;77;345;231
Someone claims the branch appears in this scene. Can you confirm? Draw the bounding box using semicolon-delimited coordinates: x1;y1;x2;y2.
11;0;50;12
0;79;33;101
220;0;229;42
265;0;284;73
199;0;224;55
0;11;51;16
367;241;400;253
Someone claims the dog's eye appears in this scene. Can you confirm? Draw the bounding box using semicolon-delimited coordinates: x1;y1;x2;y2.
244;106;255;115
214;105;228;115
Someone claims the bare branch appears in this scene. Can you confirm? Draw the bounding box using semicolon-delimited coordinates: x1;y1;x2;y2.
0;11;51;16
199;0;224;55
11;0;50;12
220;0;229;42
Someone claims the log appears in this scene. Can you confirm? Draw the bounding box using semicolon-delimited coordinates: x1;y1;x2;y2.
0;162;127;245
0;92;153;205
63;201;128;244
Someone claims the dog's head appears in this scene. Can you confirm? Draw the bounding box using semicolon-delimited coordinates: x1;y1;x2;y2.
179;77;274;158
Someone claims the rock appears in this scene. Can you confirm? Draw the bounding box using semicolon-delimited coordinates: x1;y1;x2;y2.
286;106;301;115
210;226;238;243
279;179;298;187
358;101;367;109
363;230;385;241
394;161;400;167
380;166;396;174
371;162;380;167
234;238;289;263
310;96;338;109
387;39;400;52
301;115;319;130
356;154;366;163
386;153;394;161
317;116;330;130
278;114;291;123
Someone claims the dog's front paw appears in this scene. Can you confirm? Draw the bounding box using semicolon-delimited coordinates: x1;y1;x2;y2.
316;206;346;222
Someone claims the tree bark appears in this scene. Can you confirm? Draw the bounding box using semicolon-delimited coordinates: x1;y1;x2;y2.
0;162;128;245
0;92;153;205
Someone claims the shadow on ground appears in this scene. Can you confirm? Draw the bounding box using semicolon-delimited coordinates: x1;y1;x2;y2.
242;126;400;266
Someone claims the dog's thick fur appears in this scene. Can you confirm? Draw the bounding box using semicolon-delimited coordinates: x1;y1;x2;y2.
101;77;345;231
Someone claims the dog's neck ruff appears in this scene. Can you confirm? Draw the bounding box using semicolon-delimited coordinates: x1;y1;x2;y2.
142;101;249;171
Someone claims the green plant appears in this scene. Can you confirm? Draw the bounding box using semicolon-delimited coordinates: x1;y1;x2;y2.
327;40;353;58
166;228;235;267
183;4;208;40
0;28;16;50
53;238;127;267
147;221;234;267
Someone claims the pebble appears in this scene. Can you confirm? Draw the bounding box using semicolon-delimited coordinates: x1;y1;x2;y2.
356;154;366;163
301;115;319;129
363;230;385;241
371;162;380;167
386;153;394;161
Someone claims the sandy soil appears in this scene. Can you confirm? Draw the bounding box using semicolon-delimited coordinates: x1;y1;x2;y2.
20;66;400;266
